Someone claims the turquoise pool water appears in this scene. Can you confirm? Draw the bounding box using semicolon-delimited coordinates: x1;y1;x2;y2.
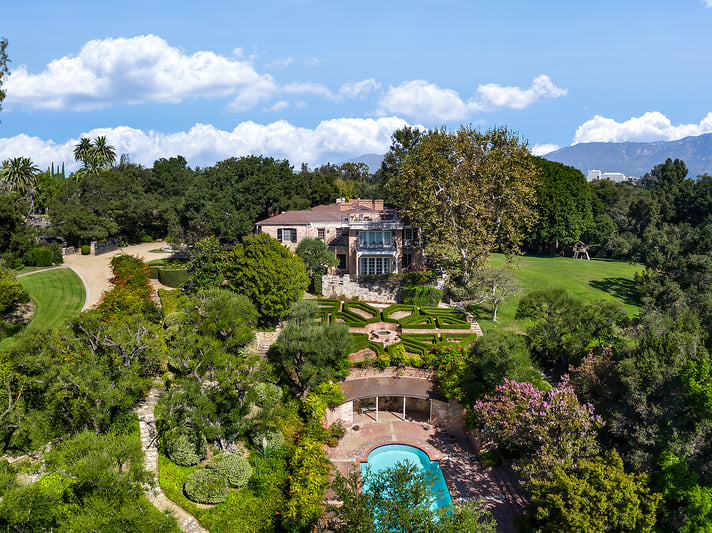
360;443;452;511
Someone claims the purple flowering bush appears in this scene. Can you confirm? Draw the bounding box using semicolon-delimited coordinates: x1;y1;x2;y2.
467;377;603;479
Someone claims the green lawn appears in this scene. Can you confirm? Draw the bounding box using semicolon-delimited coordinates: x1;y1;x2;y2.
0;268;85;350
473;254;643;334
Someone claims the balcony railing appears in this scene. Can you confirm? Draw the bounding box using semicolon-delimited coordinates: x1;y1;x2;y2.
357;241;397;250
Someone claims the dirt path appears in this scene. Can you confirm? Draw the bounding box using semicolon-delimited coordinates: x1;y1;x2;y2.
62;242;176;310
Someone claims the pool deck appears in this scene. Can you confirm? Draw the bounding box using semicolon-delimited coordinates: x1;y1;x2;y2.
327;419;527;533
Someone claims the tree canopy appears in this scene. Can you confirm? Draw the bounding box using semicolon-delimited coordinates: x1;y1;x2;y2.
388;125;539;279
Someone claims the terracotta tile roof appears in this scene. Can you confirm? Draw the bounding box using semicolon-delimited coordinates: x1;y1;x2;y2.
255;200;391;226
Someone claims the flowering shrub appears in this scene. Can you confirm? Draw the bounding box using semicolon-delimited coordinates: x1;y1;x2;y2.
433;343;469;401
96;254;154;320
467;378;603;479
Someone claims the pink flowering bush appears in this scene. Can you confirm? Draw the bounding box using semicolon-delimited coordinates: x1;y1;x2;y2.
467;378;603;479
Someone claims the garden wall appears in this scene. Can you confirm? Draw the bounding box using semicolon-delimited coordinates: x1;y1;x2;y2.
322;274;400;304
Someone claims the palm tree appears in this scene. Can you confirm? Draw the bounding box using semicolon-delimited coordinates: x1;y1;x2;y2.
1;157;40;215
1;157;39;194
92;136;117;167
73;137;93;169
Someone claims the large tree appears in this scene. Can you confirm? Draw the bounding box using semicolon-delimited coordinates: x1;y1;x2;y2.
390;125;539;279
527;157;593;253
224;233;308;325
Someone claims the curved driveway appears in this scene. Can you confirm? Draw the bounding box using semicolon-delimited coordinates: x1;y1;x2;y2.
62;242;176;310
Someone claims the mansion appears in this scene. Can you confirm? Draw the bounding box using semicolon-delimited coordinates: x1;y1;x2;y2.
255;198;423;277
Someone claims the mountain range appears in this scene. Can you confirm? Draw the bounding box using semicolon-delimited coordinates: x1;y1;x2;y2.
543;133;712;178
344;133;712;179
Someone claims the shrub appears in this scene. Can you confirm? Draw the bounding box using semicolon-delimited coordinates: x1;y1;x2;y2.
250;424;285;455
165;427;208;466
402;285;443;307
81;244;90;255
158;268;189;288
326;436;339;447
207;453;253;488
328;422;346;440
382;304;417;322
50;243;63;264
374;353;391;368
25;247;53;267
184;469;229;504
141;234;153;243
252;382;283;409
480;449;502;467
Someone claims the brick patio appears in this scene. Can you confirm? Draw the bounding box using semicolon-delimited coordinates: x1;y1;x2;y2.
326;419;527;533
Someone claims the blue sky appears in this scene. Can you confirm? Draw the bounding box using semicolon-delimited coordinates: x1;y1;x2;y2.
2;0;712;171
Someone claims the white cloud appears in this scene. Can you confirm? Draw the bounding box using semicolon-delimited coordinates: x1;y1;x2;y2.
0;117;411;171
267;100;290;112
339;79;380;99
573;111;712;144
283;81;336;100
468;75;568;113
531;143;561;156
703;0;712;7
5;35;277;111
378;75;566;123
378;80;470;122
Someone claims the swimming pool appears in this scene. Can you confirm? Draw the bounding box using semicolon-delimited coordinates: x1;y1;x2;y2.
360;443;452;511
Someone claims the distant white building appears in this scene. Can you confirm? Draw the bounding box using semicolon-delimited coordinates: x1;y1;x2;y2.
587;170;630;183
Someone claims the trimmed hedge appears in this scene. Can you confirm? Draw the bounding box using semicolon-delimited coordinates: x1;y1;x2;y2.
158;268;189;288
440;332;479;346
184;469;229;504
25;247;53;267
398;315;436;329
165;427;208;466
382;304;418;321
435;316;471;329
342;301;381;323
158;288;183;316
400;333;440;344
207;453;253;489
333;310;367;327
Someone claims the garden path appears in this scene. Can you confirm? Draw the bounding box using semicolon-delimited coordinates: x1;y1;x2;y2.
136;384;210;533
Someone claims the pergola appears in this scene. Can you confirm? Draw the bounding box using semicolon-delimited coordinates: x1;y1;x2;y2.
339;375;447;424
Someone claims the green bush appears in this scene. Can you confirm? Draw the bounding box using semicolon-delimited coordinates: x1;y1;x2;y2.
158;268;189;288
435;316;471;329
250;424;285;455
141;235;153;243
25;247;53;267
81;244;90;255
480;449;502;467
207;453;253;489
158;288;183;316
374;353;391;368
165;427;208;466
402;285;443;307
184;468;229;504
148;265;160;279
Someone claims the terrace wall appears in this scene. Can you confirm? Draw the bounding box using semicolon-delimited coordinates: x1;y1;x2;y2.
322;274;399;303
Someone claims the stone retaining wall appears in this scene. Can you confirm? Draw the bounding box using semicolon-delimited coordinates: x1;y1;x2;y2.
321;274;399;303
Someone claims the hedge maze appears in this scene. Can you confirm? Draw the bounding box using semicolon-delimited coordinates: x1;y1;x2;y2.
317;299;478;365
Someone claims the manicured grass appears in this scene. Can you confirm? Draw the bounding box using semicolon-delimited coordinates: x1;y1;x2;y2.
474;254;643;334
0;268;85;349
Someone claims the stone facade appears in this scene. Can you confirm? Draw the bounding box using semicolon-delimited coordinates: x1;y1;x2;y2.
321;273;400;303
431;398;467;435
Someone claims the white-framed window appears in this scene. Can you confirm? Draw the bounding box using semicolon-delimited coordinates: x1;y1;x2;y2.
277;228;297;243
359;230;392;248
359;256;392;275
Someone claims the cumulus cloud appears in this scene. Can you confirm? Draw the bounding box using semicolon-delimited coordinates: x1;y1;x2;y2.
378;75;566;123
704;0;712;7
531;143;561;156
0;117;411;171
6;35;278;111
468;75;567;112
378;80;470;122
573;111;712;144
